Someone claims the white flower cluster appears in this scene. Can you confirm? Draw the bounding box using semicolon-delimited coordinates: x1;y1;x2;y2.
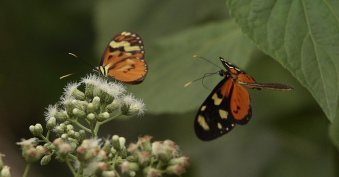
45;74;146;125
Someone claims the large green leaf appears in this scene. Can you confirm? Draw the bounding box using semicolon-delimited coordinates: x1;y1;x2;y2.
227;0;339;121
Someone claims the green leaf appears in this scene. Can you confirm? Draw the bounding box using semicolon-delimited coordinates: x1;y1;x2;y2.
228;0;339;121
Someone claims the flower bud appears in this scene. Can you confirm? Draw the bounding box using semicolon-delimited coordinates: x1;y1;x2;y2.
79;130;86;141
67;130;75;137
128;171;136;177
86;113;96;121
46;117;56;130
72;108;86;119
72;88;85;101
169;157;190;167
57;142;72;155
84;84;95;99
86;103;95;113
55;111;68;122
61;133;68;139
29;124;43;136
121;161;139;174
101;92;114;104
94;162;109;176
74;132;80;139
102;140;111;154
143;167;161;177
120;104;130;115
40;155;52;165
106;99;121;113
97;112;110;122
102;171;117;177
1;166;11;177
119;137;126;148
71;100;83;110
112;135;120;150
55;126;65;134
138;151;151;165
166;164;185;176
92;96;101;109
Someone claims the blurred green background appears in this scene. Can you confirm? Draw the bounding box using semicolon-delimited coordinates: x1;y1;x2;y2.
0;0;337;176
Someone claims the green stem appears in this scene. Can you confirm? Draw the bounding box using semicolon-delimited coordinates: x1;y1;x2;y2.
69;120;91;133
39;135;51;143
46;130;50;139
112;153;118;169
156;160;165;170
22;163;31;177
76;162;84;177
66;158;77;176
93;113;123;136
89;121;95;137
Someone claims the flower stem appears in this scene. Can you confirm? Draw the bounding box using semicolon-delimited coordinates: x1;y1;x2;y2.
69;120;91;133
39;135;51;143
22;163;31;177
76;162;84;177
93;112;123;135
66;158;76;176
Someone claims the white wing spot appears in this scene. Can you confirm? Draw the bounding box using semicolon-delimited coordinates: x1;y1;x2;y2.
212;93;222;105
201;105;207;111
217;123;222;129
110;41;141;52
122;31;132;36
219;109;228;119
197;115;209;131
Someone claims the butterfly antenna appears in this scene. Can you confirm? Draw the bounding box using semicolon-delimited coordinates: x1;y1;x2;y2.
60;53;97;79
184;71;219;87
60;73;75;79
68;53;96;70
193;55;223;70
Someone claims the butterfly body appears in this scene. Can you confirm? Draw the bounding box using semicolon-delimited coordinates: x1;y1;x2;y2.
194;57;293;141
97;31;148;84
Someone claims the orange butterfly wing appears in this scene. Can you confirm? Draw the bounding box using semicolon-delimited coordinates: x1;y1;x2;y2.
99;31;148;84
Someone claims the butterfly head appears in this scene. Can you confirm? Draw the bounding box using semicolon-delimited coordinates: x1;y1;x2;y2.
94;66;108;77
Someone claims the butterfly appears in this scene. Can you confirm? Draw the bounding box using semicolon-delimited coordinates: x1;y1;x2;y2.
96;31;148;84
193;57;293;141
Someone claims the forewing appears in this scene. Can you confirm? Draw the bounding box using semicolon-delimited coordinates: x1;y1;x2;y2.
194;78;237;141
